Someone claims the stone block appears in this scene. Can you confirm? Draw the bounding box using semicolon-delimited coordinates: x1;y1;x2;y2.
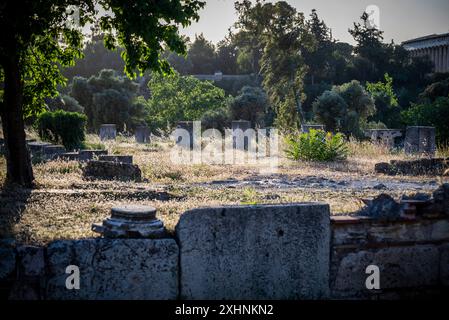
440;244;449;286
46;239;179;300
99;124;117;141
83;160;141;181
301;124;325;133
135;126;150;144
79;150;108;161
404;126;436;155
0;239;16;281
16;246;45;277
332;245;439;293
98;155;133;164
176;203;330;299
232;120;251;150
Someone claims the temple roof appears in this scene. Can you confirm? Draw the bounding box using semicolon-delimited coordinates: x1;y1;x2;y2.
402;33;449;50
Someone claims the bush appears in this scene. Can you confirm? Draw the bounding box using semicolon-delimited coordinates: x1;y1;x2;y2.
401;96;449;145
36;110;87;150
229;86;268;126
284;129;348;161
146;72;228;133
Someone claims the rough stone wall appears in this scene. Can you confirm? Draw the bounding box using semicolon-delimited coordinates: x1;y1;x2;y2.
1;204;448;300
330;216;449;299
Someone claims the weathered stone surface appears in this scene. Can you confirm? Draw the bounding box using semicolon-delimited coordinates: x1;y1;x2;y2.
301;124;325;133
99;124;117;141
440;244;449;286
79;149;108;161
135;126;150;144
375;158;448;176
357;194;402;220
16;246;45;277
83;160;141;181
92;205;166;239
54;152;80;161
175;121;194;149
46;239;178;300
8;246;46;300
43;145;66;159
98;155;133;164
405;126;436;155
331;217;449;246
364;129;402;148
27;141;52;154
232;120;251;150
0;239;16;281
332;245;439;294
177;203;331;299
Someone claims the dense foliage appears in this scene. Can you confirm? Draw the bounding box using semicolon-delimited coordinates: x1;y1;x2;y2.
36;110;87;150
402;96;449;145
68;69;147;132
313;80;375;137
146;72;228;133
284;129;348;161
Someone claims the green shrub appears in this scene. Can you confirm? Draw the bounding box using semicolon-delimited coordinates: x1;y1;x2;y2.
401;96;449;144
36;110;87;150
284;129;348;161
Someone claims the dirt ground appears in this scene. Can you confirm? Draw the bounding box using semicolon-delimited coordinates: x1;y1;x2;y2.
1;134;447;245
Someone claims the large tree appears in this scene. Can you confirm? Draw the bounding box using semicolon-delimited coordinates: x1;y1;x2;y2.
0;0;204;187
239;1;314;131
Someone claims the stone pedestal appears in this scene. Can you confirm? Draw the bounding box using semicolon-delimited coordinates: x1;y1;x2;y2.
175;121;194;149
99;124;117;141
365;129;402;148
232;120;251;150
92;205;165;239
405;126;436;156
135;126;150;144
301;124;325;133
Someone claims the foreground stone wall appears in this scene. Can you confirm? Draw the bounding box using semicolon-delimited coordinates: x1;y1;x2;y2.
176;203;330;299
330;215;449;299
1;203;448;300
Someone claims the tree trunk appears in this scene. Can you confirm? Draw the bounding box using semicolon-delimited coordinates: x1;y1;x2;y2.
1;57;34;187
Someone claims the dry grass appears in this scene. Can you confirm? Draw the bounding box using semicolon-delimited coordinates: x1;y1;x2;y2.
0;133;447;245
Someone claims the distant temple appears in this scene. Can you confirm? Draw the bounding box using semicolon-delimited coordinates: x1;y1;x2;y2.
402;33;449;73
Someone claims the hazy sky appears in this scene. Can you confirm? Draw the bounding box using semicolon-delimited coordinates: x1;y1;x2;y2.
180;0;449;44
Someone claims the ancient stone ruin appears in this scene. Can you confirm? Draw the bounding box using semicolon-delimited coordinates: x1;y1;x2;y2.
135;126;150;144
82;160;142;181
1;185;448;300
92;205;166;239
375;158;448;176
98;155;133;164
175;121;194;149
232;120;251;150
364;129;402;148
99;124;117;141
301;124;325;133
404;126;436;156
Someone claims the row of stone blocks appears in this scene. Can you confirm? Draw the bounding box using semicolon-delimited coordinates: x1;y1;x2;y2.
1;202;448;300
1;203;330;300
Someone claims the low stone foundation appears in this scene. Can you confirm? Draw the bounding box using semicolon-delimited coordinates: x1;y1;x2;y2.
83;160;142;181
375;158;448;176
1;199;448;300
330;215;449;299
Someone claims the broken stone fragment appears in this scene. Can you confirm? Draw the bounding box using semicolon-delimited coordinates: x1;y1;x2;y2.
358;194;402;220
